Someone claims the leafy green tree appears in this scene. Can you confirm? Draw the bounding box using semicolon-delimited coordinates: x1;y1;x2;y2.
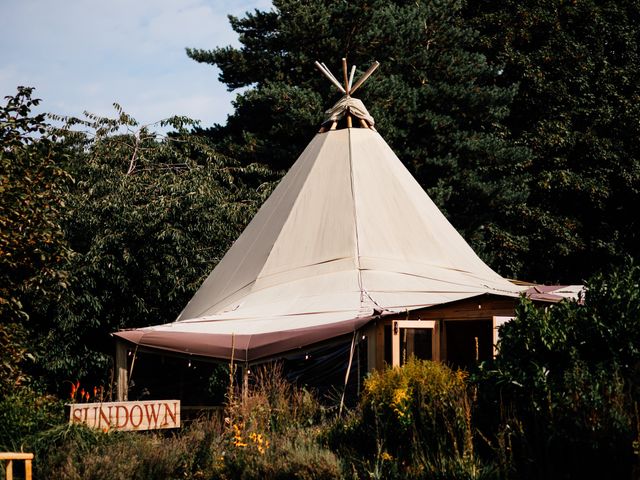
34;108;272;388
465;0;640;282
0;87;73;395
187;0;533;277
0;87;72;324
479;263;640;478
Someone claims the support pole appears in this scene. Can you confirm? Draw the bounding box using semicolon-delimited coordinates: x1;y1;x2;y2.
314;61;346;94
339;331;358;416
350;61;380;95
348;65;356;91
115;341;128;401
342;57;349;94
242;365;249;403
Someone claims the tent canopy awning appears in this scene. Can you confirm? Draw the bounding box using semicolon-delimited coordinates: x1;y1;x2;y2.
114;310;374;363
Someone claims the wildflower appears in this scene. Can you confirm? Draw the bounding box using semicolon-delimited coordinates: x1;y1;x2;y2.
231;423;247;447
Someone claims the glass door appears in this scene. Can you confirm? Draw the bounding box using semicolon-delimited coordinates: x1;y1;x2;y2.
391;320;438;366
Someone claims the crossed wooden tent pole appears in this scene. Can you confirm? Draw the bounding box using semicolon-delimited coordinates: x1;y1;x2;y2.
314;58;379;97
315;58;379;131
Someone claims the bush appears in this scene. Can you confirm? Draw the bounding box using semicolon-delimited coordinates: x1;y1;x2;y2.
477;263;640;479
214;427;342;480
11;364;340;479
327;358;491;479
226;363;324;434
0;389;64;452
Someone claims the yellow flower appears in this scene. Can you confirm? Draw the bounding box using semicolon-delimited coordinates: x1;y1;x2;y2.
231;423;248;447
381;451;393;462
392;387;409;405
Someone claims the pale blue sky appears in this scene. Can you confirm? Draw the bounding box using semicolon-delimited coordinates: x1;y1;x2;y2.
1;0;272;128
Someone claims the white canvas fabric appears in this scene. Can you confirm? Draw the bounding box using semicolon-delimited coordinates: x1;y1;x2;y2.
323;96;375;126
115;127;525;361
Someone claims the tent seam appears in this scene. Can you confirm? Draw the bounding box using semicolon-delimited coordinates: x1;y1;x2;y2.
347;128;365;307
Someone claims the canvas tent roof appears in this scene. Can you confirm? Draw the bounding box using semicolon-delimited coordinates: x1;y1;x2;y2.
115;124;526;362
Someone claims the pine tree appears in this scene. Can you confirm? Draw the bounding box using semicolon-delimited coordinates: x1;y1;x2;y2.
188;0;532;277
466;0;640;282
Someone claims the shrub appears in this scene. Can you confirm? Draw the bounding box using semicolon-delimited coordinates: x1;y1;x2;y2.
12;364;340;479
214;426;342;480
477;263;640;479
0;389;64;452
225;363;324;435
28;418;227;480
327;358;491;479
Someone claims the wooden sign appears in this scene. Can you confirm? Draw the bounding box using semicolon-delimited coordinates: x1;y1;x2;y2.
68;400;180;431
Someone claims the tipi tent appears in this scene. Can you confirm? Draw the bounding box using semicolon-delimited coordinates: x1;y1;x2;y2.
114;60;526;365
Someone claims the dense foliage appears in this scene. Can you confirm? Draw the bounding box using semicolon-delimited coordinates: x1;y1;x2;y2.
16;365;340;480
0;87;72;326
187;0;532;277
38;110;271;387
327;359;484;479
0;88;272;392
478;262;640;479
465;0;640;282
0;88;73;395
187;0;640;282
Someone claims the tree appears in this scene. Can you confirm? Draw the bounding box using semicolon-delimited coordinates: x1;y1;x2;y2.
465;0;640;282
0;87;72;394
479;263;640;478
0;87;72;325
34;108;272;387
187;0;533;277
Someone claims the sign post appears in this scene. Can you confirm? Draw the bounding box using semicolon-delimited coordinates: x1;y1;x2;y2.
68;400;180;432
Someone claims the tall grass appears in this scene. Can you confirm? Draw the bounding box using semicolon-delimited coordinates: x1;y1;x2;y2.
215;362;342;479
13;356;634;479
21;363;341;479
28;418;225;479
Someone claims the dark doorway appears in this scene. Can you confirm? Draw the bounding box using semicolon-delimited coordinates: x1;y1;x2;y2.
445;320;492;370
